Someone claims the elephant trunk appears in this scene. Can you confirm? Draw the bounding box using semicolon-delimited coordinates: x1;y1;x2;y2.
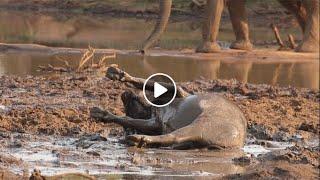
140;0;172;54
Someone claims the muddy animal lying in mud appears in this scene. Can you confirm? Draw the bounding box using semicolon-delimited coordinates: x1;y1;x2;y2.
91;66;247;149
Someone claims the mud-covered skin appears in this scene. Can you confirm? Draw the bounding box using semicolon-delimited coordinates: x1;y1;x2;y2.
91;66;247;149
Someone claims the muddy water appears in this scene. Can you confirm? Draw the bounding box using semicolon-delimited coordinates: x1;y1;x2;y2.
2;133;293;179
0;53;318;89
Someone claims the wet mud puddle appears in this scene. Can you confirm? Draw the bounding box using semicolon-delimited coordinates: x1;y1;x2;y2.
1;133;295;178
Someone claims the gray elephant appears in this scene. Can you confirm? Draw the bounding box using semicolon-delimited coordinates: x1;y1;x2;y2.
141;0;319;53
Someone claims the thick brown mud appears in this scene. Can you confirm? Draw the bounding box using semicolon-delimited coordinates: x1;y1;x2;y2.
0;67;318;179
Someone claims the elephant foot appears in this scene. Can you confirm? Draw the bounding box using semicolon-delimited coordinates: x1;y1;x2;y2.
196;41;221;53
230;40;253;51
295;41;319;53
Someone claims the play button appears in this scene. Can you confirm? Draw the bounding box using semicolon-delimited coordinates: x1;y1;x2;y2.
154;82;168;98
143;73;177;107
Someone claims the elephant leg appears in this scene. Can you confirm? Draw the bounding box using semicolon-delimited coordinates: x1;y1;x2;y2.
227;0;253;50
296;0;319;52
278;0;307;32
90;107;161;134
196;0;224;53
141;0;172;53
126;122;203;147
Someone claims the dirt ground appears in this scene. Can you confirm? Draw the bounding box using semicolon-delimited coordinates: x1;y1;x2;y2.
0;65;318;179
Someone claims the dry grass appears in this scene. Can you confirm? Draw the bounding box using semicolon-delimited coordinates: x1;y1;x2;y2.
38;46;116;73
77;46;116;71
77;46;96;70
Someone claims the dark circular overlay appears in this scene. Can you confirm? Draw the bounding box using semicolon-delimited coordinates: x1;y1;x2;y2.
143;73;177;107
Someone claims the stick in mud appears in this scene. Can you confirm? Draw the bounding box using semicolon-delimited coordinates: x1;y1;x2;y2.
288;34;297;49
270;23;285;48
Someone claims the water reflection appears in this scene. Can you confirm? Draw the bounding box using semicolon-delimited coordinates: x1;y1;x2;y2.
124;56;319;89
0;53;318;89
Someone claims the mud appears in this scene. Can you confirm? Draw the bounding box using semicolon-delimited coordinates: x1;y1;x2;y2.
0;67;318;179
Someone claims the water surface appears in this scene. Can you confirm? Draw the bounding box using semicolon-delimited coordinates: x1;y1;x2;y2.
0;53;318;89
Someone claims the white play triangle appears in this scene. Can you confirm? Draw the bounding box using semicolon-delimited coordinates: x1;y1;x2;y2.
154;82;168;98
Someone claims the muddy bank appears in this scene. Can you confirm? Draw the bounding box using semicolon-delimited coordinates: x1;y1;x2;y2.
0;66;318;178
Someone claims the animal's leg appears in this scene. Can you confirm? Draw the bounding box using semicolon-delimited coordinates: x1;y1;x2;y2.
127;121;203;147
106;66;189;98
278;0;307;32
226;0;253;50
296;0;319;52
90;107;161;134
196;0;224;53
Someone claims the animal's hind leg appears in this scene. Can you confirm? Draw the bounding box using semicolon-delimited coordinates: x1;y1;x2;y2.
296;0;319;52
227;0;253;50
278;0;307;32
90;107;161;134
127;122;203;147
